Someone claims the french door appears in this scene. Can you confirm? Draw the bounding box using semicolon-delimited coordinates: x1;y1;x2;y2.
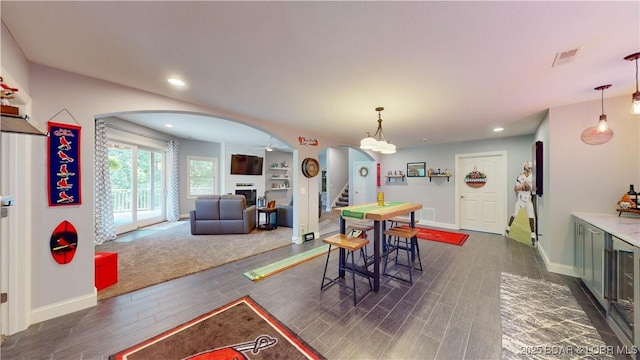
108;141;166;234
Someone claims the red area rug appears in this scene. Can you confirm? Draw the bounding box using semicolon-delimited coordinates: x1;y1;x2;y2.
110;296;324;359
400;225;469;246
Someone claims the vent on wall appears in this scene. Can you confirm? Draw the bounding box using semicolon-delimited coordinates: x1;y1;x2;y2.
421;208;435;222
552;47;582;67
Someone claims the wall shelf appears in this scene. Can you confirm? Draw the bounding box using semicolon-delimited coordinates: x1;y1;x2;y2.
386;175;405;182
269;188;290;191
428;175;451;182
1;115;47;136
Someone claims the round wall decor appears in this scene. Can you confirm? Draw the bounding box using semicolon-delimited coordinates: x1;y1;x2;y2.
359;166;369;177
50;220;78;265
301;158;319;178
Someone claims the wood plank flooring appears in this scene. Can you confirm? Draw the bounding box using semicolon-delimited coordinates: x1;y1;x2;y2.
1;225;630;359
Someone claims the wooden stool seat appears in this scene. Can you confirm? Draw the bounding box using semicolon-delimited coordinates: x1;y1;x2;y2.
384;227;419;239
321;234;372;305
387;217;419;225
383;226;422;284
323;234;369;250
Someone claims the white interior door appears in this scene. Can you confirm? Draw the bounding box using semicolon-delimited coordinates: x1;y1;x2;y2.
353;161;374;205
456;151;507;234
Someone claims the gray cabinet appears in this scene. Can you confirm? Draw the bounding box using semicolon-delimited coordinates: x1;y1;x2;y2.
573;217;606;307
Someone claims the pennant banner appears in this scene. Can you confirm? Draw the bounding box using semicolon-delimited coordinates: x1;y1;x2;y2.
48;122;82;206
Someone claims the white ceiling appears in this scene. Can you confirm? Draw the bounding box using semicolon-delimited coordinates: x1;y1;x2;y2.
2;1;639;149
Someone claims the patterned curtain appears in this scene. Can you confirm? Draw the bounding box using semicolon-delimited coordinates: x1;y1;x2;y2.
166;140;180;222
94;118;116;245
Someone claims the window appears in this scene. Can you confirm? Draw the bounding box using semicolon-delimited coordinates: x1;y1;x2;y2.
188;156;217;198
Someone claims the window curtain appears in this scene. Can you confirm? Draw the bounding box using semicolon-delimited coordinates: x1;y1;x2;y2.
94;118;116;245
166;140;180;222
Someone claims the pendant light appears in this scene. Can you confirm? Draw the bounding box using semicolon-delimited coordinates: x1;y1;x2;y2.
624;52;640;115
359;107;396;154
594;84;611;132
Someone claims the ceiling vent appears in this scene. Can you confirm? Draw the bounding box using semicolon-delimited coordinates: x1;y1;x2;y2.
552;47;582;67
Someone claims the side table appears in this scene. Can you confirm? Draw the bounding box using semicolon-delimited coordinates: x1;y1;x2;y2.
257;207;278;230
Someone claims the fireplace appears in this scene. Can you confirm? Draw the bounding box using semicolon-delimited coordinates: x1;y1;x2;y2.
235;189;257;207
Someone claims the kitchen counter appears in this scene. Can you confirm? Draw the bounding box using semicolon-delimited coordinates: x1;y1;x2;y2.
572;212;640;246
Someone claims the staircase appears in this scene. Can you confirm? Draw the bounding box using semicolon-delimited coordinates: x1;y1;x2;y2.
334;186;349;208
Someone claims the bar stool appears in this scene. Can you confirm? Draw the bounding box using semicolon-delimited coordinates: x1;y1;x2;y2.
383;227;422;284
320;234;372;305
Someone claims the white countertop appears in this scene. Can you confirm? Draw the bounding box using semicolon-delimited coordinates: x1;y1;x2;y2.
573;212;640;247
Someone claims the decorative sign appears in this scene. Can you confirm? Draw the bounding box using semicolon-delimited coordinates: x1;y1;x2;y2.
465;167;487;188
298;136;318;146
50;220;78;264
48;122;82;206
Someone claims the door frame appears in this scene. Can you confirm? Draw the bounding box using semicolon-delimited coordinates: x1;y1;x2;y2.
107;139;167;234
454;150;508;233
352;160;375;205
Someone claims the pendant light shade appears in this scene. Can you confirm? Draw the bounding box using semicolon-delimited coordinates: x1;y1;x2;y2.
624;52;640;115
594;84;611;132
359;107;396;154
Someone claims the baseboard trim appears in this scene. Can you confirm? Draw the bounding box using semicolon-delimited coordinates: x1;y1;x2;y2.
417;220;458;230
31;291;97;324
537;244;576;277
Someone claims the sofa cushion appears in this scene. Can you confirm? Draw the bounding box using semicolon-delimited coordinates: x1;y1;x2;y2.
194;197;220;220
219;197;245;220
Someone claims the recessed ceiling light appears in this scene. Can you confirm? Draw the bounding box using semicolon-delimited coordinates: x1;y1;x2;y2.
493;127;504;132
167;78;185;87
421;138;428;142
165;124;173;128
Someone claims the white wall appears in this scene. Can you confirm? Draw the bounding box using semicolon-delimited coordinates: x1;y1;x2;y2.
16;64;337;326
380;135;534;227
545;94;640;275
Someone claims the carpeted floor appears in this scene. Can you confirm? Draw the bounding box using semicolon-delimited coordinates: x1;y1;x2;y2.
96;213;340;300
95;221;294;300
500;272;614;359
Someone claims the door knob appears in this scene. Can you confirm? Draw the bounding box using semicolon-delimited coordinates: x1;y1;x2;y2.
460;196;465;198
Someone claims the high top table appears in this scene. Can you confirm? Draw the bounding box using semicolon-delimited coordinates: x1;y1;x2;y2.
332;202;423;291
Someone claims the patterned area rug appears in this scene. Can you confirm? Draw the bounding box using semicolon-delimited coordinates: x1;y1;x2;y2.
500;273;614;359
110;296;324;359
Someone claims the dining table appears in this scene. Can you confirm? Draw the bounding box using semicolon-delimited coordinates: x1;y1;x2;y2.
332;201;423;291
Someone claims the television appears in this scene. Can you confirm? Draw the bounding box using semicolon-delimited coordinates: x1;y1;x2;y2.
230;154;263;175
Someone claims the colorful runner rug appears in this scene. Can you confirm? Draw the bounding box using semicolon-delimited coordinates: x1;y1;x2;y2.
400;225;469;246
341;201;405;219
110;296;324;359
243;245;333;281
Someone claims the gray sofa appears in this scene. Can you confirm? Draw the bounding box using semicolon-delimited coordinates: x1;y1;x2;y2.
190;195;256;235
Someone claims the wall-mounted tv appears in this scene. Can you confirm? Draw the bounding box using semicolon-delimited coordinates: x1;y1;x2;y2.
230;154;264;175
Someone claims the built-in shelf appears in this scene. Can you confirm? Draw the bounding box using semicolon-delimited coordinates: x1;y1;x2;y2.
269;188;290;191
270;167;290;171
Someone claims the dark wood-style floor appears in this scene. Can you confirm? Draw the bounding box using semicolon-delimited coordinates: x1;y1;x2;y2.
1;223;630;359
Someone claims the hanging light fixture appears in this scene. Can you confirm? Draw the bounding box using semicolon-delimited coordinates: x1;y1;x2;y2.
624;52;640;115
360;107;396;154
594;84;612;132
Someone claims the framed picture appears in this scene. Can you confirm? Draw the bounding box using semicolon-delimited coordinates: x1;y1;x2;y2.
407;162;426;177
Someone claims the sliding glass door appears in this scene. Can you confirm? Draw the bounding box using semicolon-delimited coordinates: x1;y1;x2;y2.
108;141;166;234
